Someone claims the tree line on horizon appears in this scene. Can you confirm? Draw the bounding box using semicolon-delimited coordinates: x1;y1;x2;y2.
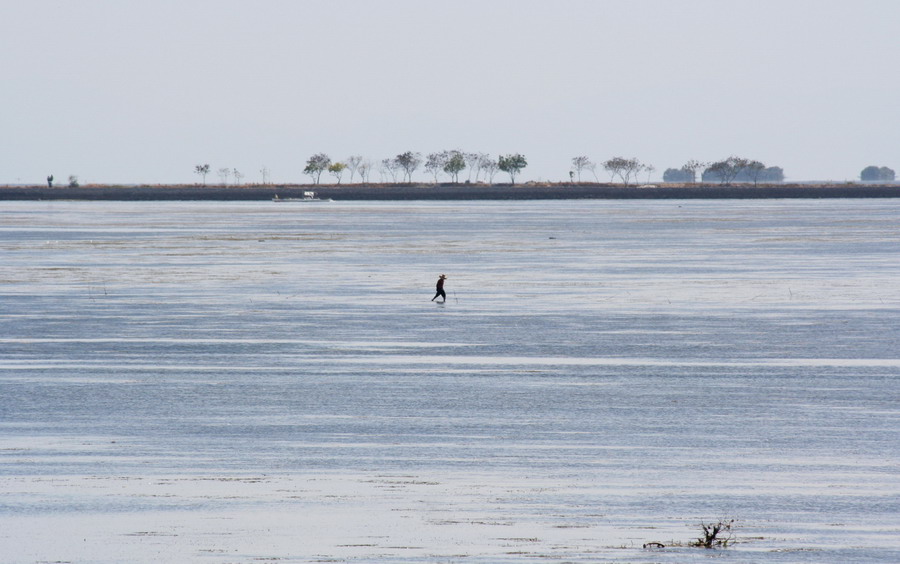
186;154;897;186
195;152;527;186
860;165;896;182
300;151;530;185
663;157;784;185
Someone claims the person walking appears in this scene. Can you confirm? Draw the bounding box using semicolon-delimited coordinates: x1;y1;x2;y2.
431;274;447;303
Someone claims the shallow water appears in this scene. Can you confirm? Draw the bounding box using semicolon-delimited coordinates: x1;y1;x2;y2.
1;199;899;562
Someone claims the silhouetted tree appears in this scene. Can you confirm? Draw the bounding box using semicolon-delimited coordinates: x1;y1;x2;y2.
380;158;400;182
663;167;693;182
571;156;593;182
705;156;748;184
683;159;707;183
395;151;422;183
304;153;331;184
861;165;895;181
345;155;363;183
585;160;599;182
480;156;499;183
703;157;783;183
424;152;446;182
194;164;210;185
47;175;54;187
475;153;493;182
763;166;785;182
357;160;372;183
745;160;766;185
465;152;484;181
443;150;466;183
498;153;528;184
603;156;643;185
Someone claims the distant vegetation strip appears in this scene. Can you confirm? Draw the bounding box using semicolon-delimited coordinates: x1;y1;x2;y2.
43;154;898;190
2;183;900;201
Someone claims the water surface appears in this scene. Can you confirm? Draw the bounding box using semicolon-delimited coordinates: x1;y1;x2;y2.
1;200;899;562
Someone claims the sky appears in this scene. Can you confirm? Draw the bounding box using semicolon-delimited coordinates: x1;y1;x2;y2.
2;0;898;185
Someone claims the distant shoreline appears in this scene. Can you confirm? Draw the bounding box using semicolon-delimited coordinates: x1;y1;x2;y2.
2;182;900;201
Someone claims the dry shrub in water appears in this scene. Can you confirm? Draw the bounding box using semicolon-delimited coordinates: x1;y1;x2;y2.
643;518;736;550
692;519;735;548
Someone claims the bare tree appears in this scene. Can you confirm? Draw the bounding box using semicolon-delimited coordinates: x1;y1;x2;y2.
706;156;749;184
683;160;707;183
394;151;422;183
602;158;621;182
304;153;331;184
745;160;766;186
194;164;210;185
345;155;363;183
571;156;593;182
643;164;656;184
585;160;599;182
380;158;399;183
464;152;482;181
217;167;230;185
357;160;372;184
480;156;499;184
472;152;490;181
603;157;643;185
259;166;270;185
232;168;244;186
424;152;446;182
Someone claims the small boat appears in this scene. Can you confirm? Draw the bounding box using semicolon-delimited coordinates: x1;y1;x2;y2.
272;191;332;202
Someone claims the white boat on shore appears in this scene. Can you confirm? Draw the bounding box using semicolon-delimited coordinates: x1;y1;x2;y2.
272;191;332;202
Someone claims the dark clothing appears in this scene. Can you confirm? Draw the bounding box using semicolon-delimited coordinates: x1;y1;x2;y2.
431;277;446;302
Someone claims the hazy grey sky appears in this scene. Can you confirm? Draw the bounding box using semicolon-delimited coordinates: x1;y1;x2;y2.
2;0;898;184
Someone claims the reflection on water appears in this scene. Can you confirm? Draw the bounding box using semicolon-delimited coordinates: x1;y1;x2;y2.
1;200;899;562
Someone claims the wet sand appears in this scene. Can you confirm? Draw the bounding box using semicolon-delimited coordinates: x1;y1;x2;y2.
2;199;899;562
